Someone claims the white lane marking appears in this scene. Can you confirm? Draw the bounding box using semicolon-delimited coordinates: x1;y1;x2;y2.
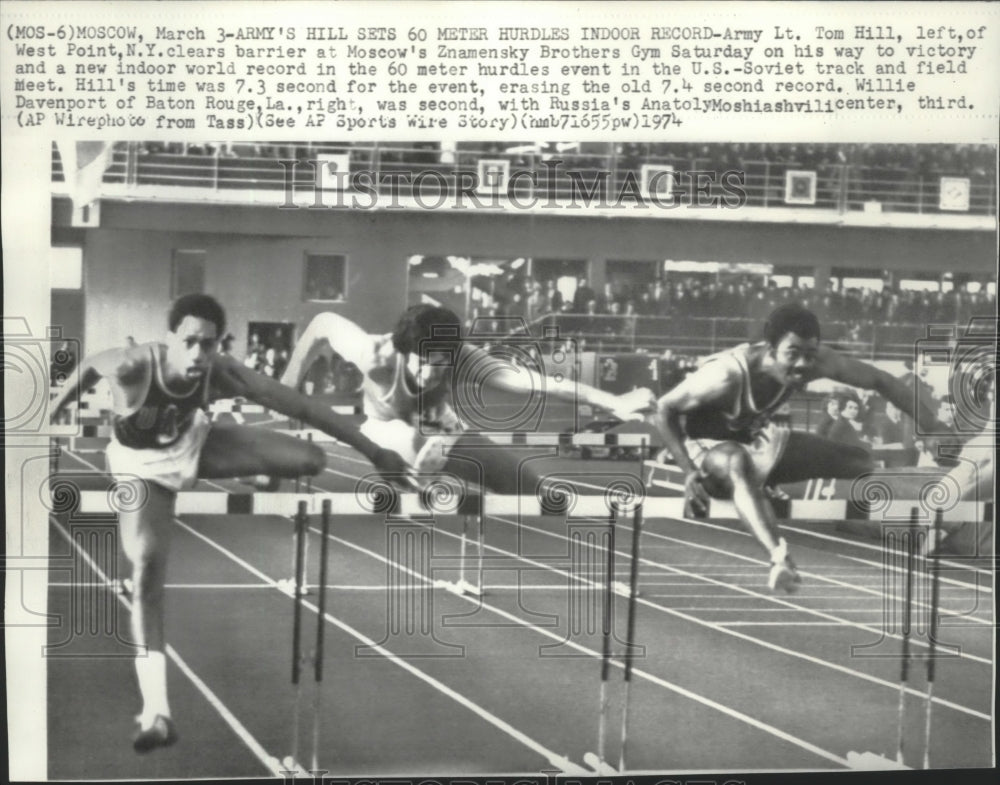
171;519;587;774
48;514;284;776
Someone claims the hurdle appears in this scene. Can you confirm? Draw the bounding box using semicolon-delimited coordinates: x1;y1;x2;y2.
595;510;616;772
644;460;994;523
922;508;943;770
53;427;663;451
618;496;643;771
282;499;333;775
72;490;689;518
213;429;663;447
294;433;315;495
288;502;309;771
895;508;917;767
582;444;647;774
433;510;486;598
582;502;645;775
207;400;363;417
847;507;929;771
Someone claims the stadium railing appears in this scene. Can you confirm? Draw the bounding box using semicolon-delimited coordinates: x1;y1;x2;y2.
52;143;998;218
525;313;964;361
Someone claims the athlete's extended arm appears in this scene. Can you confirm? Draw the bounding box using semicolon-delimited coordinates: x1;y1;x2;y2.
817;346;941;431
49;347;145;422
213;355;411;477
279;312;374;390
654;361;736;514
462;344;655;420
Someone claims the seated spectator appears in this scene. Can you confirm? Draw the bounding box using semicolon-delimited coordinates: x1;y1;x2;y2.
898;358;937;413
870;399;907;446
814;396;841;439
937;394;957;430
827;394;872;450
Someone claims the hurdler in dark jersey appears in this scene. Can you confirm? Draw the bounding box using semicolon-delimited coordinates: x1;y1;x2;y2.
655;304;944;594
47;294;413;756
112;346;211;449
682;343;795;444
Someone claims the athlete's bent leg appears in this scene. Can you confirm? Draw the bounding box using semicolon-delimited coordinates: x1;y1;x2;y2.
769;430;874;485
701;442;781;551
444;438;561;496
197;424;326;479
700;442;802;593
931;434;995;555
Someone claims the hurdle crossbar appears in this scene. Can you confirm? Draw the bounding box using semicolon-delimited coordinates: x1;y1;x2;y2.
57;428;658;448
72;490;689;518
208;402;363;416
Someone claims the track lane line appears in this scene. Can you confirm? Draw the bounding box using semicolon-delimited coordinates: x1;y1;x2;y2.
303;457;994;719
302;523;852;767
47;513;285;777
59;446;993;725
170;517;588;774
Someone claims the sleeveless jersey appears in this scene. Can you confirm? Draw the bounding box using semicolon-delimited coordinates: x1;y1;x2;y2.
683;343;794;443
113;346;211;449
362;348;461;433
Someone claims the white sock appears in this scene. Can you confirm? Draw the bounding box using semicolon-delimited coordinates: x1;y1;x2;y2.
135;651;171;728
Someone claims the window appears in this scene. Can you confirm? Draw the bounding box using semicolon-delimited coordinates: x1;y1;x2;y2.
898;278;941;292
171;250;205;298
840;277;884;292
303;253;347;302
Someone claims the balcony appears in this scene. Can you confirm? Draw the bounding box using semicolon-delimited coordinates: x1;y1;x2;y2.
52;142;997;226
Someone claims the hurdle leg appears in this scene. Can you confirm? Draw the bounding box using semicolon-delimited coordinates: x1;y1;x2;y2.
618;502;644;772
475;511;485;595
922;509;943;770
591;513;616;771
305;433;314;494
458;514;468;588
289;502;308;772
310;499;332;772
279;515;311;597
895;508;918;767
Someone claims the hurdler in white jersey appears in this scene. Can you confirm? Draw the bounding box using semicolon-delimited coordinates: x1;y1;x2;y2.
655;304;944;593
281;305;657;492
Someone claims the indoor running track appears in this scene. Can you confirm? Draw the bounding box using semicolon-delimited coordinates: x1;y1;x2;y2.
48;428;994;778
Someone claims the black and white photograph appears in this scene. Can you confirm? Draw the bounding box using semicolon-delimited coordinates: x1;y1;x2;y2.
3;2;998;783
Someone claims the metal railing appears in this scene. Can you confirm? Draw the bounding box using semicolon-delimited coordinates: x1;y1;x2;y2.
524;313;963;360
52;142;998;217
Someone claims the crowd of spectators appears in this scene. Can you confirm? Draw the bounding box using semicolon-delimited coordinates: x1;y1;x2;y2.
464;269;996;357
815;383;974;470
242;331;290;379
475;271;997;327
